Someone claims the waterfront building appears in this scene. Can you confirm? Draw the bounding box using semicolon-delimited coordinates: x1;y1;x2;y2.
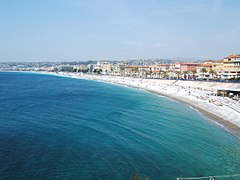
125;66;138;77
179;62;200;73
196;63;212;79
149;65;160;78
87;64;94;73
139;66;150;78
91;61;114;74
167;63;176;79
100;62;113;74
60;65;74;72
150;64;174;78
212;60;224;79
75;65;89;73
175;62;200;79
223;54;240;79
112;63;126;76
125;66;150;77
118;64;126;76
174;63;181;78
92;62;102;74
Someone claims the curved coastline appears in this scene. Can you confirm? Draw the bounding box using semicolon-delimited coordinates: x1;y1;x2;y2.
2;71;240;179
22;71;240;136
112;80;240;136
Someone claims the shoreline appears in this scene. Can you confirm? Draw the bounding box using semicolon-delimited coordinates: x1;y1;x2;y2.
11;71;240;137
147;89;240;136
104;78;240;137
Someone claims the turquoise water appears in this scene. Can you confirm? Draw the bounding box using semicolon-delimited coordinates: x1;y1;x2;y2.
0;72;240;179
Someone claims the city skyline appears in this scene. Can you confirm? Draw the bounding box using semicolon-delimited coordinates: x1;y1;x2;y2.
0;0;240;62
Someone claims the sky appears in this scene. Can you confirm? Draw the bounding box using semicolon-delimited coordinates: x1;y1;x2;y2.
0;0;240;61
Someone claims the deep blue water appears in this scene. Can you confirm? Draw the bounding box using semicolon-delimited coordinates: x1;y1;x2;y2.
0;72;240;179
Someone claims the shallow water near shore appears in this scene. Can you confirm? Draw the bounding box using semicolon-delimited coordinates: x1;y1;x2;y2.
0;72;240;179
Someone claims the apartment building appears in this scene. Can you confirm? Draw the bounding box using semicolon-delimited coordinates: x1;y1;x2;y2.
196;63;212;79
212;60;224;78
223;54;240;79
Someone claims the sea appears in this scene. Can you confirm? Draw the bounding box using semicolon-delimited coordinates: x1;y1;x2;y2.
0;72;240;180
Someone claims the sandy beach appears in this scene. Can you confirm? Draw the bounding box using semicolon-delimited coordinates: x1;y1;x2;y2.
42;72;240;136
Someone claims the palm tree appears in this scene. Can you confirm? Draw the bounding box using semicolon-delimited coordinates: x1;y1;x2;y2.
200;68;207;78
175;71;180;79
209;69;217;79
183;71;188;79
201;68;207;73
162;71;167;79
145;69;152;78
191;70;197;79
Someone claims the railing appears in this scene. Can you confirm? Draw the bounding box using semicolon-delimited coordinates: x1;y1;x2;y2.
176;173;240;180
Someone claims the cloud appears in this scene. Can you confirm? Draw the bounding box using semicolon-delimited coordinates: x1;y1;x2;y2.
212;0;223;15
